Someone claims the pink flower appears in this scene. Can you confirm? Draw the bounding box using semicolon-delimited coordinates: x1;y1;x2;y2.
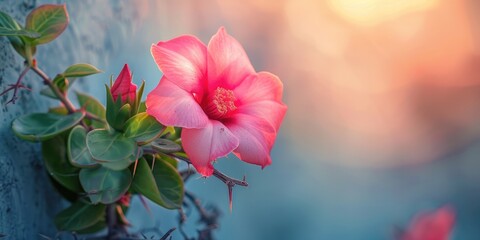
399;206;455;240
111;64;137;104
146;27;287;176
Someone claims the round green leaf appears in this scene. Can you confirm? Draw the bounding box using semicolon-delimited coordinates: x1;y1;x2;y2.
124;112;164;144
63;63;101;78
99;147;140;171
79;166;132;204
42;134;82;192
54;201;105;231
68;126;98;168
12;112;85;142
151;138;182;154
86;129;135;161
25;4;68;45
131;158;183;209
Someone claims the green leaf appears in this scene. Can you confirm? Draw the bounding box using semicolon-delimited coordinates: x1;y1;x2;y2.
0;11;27;58
131;158;183;209
53;74;69;93
133;80;145;114
124;112;164;144
12;112;85;141
49;106;68;115
86;129;137;170
79;166;132;204
105;85;132;131
159;154;178;169
151;138;182;154
0;27;39;38
25;4;68;45
42;133;82;192
0;11;21;31
114;104;131;130
77;92;106;128
54;200;105;231
63;63;101;78
49;175;78;202
76;219;106;234
138;101;146;113
68;126;98;168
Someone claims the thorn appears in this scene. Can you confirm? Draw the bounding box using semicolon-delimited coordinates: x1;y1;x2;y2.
132;158;139;177
139;195;153;217
228;185;233;212
151;153;156;170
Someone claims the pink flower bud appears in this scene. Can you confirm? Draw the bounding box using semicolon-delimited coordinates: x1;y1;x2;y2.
111;64;137;104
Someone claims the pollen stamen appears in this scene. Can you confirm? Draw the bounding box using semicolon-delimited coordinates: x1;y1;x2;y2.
204;87;237;119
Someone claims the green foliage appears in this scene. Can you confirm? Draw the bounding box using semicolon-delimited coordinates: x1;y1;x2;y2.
63;63;102;78
106;85;133;131
132;80;145;114
12;112;85;141
42;133;83;192
2;3;200;236
68;126;98;168
86;129;138;170
79;166;132;204
42;64;102;98
54;200;105;231
76;92;106;128
0;4;68;62
0;11;36;59
151;138;182;154
131;158;183;209
124;112;164;145
0;27;39;38
25;4;68;45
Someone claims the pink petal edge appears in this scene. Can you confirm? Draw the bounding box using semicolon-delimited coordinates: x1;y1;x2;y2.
146;77;209;128
182;120;240;176
151;35;207;95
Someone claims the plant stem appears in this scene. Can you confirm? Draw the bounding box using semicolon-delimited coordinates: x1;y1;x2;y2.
106;204;117;240
169;153;248;187
30;65;76;113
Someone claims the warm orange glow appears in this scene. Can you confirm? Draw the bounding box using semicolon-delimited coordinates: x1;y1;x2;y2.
328;0;439;26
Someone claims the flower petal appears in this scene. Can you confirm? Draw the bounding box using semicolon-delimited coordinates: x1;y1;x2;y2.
151;35;207;94
182;120;239;176
236;101;287;132
403;206;455;240
111;64;137;103
225;113;277;167
146;77;208;128
207;27;255;90
235;72;284;103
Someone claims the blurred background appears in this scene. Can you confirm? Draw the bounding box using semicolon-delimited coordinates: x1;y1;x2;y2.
39;0;480;239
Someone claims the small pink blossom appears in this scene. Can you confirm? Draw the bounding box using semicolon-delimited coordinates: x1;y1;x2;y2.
146;27;287;176
399;206;455;240
111;64;137;104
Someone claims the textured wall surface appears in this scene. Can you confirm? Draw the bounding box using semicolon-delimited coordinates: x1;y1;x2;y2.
0;0;140;238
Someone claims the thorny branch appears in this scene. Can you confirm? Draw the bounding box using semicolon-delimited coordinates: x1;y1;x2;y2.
167;153;248;210
0;65;30;105
178;191;221;240
2;62;107;124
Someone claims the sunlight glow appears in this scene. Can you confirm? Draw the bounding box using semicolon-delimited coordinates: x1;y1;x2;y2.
328;0;439;26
